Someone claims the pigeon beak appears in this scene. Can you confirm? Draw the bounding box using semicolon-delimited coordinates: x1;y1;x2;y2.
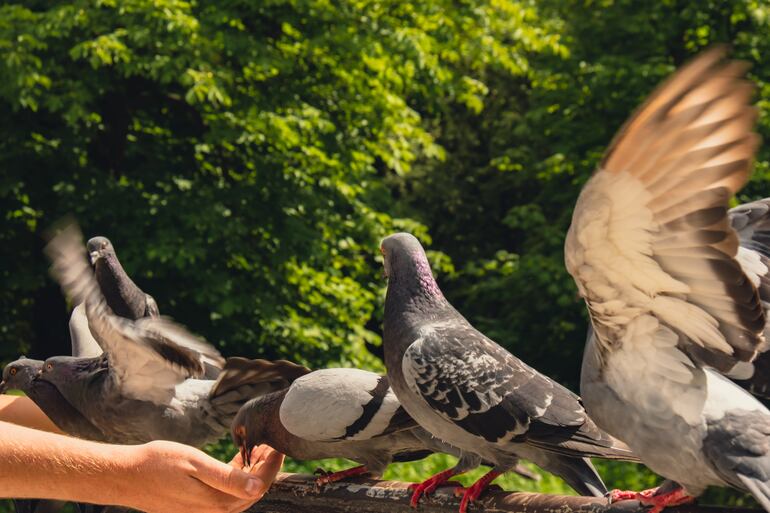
0;381;7;394
240;444;250;467
89;251;101;265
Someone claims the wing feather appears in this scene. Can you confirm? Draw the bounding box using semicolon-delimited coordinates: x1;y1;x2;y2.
402;326;637;460
45;222;224;403
566;47;764;373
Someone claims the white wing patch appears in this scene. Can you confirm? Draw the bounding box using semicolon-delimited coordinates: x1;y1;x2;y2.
279;368;397;442
702;369;767;420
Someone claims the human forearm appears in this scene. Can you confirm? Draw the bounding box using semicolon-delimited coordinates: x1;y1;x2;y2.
0;395;62;433
0;421;129;503
0;421;283;513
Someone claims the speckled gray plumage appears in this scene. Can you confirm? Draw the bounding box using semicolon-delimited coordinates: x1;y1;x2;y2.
380;233;636;497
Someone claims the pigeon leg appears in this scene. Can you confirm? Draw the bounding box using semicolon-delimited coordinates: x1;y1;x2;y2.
408;468;464;507
314;465;370;486
610;486;695;513
454;469;502;513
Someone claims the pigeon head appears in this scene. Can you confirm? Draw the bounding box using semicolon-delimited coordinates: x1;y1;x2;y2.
231;395;276;467
38;355;106;395
0;357;43;394
380;233;444;301
86;236;115;265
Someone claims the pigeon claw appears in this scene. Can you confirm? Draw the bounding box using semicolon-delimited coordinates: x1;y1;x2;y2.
314;465;369;487
408;468;460;508
609;487;695;513
453;470;501;513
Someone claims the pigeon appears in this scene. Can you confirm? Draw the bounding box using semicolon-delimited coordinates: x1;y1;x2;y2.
87;236;159;320
231;366;539;489
0;358;105;440
380;233;639;513
39;222;309;446
65;235;158;360
565;47;770;513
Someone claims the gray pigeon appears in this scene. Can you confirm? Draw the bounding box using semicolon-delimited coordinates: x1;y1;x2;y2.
39;222;308;446
0;358;105;440
231;366;537;491
65;235;158;361
380;233;638;513
87;236;159;320
565;47;770;513
1;360;109;513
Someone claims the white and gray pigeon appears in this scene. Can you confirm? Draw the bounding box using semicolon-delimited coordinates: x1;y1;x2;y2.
565;47;770;513
231;367;538;492
380;233;639;513
39;222;309;446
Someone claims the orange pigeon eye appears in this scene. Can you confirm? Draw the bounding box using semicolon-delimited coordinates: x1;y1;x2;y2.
9;368;16;376
46;363;53;371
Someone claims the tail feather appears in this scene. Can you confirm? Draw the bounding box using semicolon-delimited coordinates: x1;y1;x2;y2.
549;456;608;498
210;357;311;400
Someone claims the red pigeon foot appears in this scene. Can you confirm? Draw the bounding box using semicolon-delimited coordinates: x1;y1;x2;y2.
314;465;369;486
454;470;502;513
409;468;462;507
610;486;695;513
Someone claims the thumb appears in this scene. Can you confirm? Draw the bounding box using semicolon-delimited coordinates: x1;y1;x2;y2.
195;459;267;500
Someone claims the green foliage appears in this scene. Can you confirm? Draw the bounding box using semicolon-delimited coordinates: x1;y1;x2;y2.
2;0;770;508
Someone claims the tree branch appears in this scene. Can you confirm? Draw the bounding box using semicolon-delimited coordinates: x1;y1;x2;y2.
251;473;757;513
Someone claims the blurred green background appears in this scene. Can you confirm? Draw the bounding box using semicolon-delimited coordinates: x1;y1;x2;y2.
1;0;769;510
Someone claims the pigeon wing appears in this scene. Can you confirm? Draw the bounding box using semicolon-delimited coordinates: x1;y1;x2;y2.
402;326;637;460
46;222;224;404
565;47;764;374
279;369;411;442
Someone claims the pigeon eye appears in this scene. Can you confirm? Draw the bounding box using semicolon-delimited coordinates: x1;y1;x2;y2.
46;363;53;371
9;368;16;376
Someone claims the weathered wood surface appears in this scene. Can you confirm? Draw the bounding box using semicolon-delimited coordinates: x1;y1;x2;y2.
249;473;757;513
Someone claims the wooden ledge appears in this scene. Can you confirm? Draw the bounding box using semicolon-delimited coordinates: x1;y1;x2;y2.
251;473;756;513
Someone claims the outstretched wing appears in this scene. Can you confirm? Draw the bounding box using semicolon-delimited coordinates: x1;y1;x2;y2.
566;47;764;374
402;325;637;460
46;222;224;404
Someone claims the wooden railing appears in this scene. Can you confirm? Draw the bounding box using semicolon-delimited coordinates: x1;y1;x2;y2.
250;473;756;513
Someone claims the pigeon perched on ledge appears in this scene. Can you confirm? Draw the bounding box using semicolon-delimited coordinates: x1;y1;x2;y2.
565;47;770;513
39;222;309;446
380;233;639;513
231;366;537;489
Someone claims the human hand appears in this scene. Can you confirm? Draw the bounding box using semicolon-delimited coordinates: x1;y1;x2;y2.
116;440;284;513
